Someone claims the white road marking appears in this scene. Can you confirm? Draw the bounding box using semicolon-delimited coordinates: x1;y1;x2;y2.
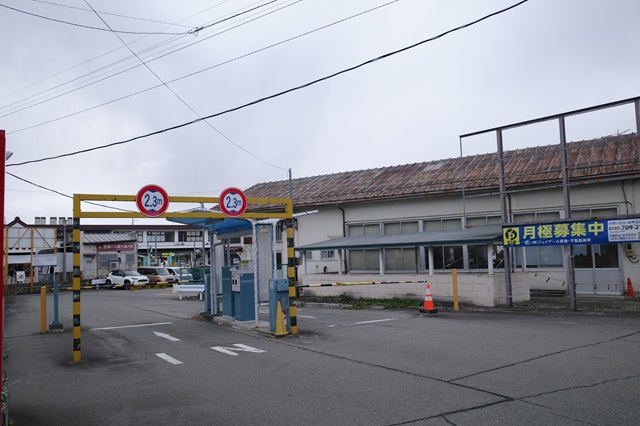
91;322;172;331
327;318;398;328
211;344;266;356
298;315;317;319
153;331;180;342
156;353;183;365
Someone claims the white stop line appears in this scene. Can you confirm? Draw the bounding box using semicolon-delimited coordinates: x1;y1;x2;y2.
211;344;266;356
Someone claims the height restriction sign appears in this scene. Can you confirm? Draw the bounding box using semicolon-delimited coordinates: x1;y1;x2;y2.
136;184;169;217
219;187;247;217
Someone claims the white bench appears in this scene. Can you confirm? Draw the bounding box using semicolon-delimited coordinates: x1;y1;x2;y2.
173;284;205;300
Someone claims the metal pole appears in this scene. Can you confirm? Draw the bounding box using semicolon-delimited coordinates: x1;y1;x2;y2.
40;286;47;333
635;99;640;135
209;230;217;315
0;132;9;420
0;131;7;421
452;269;459;312
272;222;279;279
62;219;67;282
250;220;259;328
288;168;293;201
497;129;513;307
49;272;62;330
559;116;577;310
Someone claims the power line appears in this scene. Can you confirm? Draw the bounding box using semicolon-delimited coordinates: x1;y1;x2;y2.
6;0;529;168
28;0;197;29
0;0;298;117
6;0;391;132
6;172;134;212
0;0;238;102
0;2;189;35
83;0;286;170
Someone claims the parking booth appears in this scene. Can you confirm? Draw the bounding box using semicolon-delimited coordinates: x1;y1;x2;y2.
231;266;255;322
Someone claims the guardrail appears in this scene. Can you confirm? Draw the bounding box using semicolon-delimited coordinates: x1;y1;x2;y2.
172;284;205;300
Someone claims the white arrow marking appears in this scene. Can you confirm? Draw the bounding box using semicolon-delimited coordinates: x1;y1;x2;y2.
153;331;180;342
210;343;266;356
156;353;183;365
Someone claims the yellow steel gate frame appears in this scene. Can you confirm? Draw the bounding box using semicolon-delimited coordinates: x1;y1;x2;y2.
72;193;296;363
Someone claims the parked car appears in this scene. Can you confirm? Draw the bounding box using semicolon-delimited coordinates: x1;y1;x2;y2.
138;266;177;284
166;267;194;282
105;270;149;290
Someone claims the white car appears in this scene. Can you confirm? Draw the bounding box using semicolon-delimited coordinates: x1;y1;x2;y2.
105;270;149;290
166;267;194;282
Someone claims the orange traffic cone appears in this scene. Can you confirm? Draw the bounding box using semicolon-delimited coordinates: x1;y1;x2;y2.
626;278;636;299
420;284;438;314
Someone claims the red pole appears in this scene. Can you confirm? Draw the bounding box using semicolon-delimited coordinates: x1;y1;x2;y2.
0;129;6;419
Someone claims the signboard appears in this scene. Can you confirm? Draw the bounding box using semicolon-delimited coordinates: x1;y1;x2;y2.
33;254;57;266
99;243;135;252
136;184;169;217
503;217;640;247
219;187;247;218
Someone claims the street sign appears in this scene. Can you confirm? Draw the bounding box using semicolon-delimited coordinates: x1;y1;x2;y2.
219;187;247;217
502;216;640;246
136;184;169;217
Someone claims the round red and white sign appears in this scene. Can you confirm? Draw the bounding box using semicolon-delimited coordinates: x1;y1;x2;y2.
136;184;170;217
219;187;247;217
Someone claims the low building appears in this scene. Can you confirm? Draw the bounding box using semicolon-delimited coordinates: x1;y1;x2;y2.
244;133;640;306
3;220;251;286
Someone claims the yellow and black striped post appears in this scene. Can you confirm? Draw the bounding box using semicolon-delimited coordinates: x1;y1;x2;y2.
72;196;81;363
286;218;298;335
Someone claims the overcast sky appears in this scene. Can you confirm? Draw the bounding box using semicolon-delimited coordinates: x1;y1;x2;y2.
1;0;639;225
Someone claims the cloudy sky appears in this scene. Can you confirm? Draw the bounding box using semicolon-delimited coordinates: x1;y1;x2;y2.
1;0;639;224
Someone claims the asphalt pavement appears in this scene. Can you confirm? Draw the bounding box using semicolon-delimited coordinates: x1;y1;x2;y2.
2;288;640;425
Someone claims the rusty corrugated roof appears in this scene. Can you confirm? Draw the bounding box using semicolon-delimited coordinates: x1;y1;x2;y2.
245;134;640;208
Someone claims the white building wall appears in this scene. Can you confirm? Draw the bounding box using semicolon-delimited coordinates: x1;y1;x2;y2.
295;178;639;298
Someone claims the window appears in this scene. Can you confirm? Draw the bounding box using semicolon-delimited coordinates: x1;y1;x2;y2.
432;246;464;269
147;231;175;243
178;231;203;242
137;232;144;243
423;218;461;232
349;249;380;271
98;253;119;269
467;245;489;269
467;215;502;226
385;248;416;271
320;250;335;259
348;224;381;237
572;207;619;269
514;211;562;268
575;244;619;268
348;224;380;271
384;221;419;271
384;221;419;235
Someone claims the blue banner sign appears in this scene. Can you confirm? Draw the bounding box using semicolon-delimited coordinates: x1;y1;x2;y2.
502;217;640;247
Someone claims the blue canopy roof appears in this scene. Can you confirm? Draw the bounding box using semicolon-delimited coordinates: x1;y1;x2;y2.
167;217;252;235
